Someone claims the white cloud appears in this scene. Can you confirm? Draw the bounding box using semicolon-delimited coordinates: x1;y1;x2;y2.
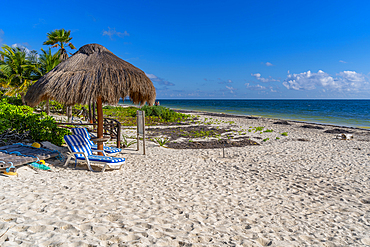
251;73;279;83
0;29;4;44
245;83;266;90
146;73;175;86
226;86;235;93
339;60;347;63
103;27;129;40
283;70;368;92
337;71;367;91
11;44;32;55
265;62;274;66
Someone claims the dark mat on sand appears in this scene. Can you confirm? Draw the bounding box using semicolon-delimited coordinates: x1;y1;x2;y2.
0;144;58;169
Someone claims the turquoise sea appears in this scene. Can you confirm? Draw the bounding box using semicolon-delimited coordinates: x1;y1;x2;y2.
120;99;370;129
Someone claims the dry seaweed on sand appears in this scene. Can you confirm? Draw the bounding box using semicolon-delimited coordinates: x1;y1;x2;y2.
300;124;324;130
147;125;230;141
324;128;353;134
167;137;259;149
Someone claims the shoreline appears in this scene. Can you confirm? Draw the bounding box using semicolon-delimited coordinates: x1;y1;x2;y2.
171;108;370;131
119;103;370;131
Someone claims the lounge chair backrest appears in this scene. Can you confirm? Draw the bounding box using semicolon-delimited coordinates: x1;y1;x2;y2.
72;127;91;139
64;135;93;158
71;128;94;146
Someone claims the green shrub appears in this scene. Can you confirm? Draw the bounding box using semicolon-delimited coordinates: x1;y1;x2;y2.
103;106;138;117
2;95;23;106
141;105;188;122
0;98;70;146
281;132;288;136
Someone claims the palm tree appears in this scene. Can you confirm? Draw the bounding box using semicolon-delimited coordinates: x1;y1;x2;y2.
43;29;76;61
0;45;36;104
34;48;61;114
43;28;76;120
36;48;61;76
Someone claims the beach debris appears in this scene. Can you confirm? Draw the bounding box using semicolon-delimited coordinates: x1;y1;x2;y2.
167;137;259;149
31;142;41;148
335;134;353;140
29;161;51;171
0;129;32;146
301;124;324;129
296;138;310;142
324;128;353;134
273;120;290;125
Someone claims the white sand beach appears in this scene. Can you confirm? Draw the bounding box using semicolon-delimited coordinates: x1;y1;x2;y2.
1;113;370;246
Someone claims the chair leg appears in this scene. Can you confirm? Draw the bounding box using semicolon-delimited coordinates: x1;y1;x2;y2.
101;164;108;172
64;155;72;167
85;159;95;172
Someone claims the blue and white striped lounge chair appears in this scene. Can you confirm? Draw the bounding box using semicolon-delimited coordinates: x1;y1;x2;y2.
64;134;125;172
71;127;122;154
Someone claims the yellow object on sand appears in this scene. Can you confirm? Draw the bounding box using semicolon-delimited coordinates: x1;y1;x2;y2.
3;171;17;176
32;142;41;148
38;160;45;165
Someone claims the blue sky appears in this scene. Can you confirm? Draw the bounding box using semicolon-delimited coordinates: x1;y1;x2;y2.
1;0;370;99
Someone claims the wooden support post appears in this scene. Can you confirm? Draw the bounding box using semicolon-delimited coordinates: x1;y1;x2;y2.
97;97;104;154
143;111;146;155
88;103;93;124
117;124;121;148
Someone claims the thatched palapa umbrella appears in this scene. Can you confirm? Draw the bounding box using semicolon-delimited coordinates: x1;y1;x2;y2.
25;43;156;151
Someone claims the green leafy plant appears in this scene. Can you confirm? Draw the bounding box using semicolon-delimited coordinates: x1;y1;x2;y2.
264;129;274;132
0;98;70;145
263;138;269;142
120;135;137;148
254;126;264;132
281;132;288;136
276;137;280;140
153;137;170;146
141;105;189;122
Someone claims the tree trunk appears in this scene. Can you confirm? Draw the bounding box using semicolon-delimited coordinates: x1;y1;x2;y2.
46;99;50;115
20;93;25;105
66;106;72;122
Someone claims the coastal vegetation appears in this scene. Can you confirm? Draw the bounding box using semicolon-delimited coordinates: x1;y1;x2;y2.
0;97;70;146
102;105;190;126
0;45;38;104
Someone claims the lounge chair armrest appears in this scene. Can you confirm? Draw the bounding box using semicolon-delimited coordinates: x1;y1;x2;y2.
94;150;107;156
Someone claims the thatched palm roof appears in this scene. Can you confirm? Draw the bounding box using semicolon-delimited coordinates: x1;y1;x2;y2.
25;44;156;107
